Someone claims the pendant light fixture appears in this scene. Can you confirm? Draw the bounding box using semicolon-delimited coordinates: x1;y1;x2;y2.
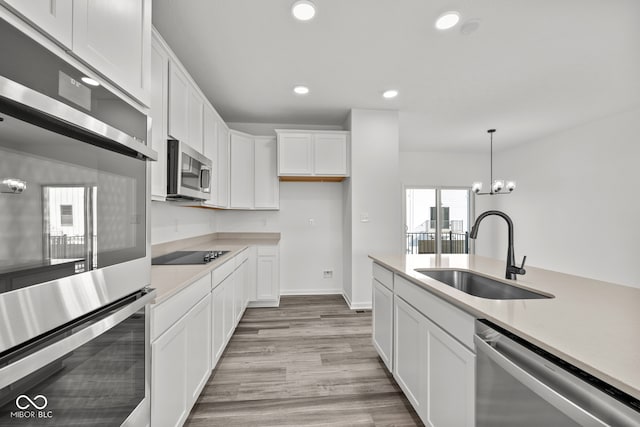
472;129;516;195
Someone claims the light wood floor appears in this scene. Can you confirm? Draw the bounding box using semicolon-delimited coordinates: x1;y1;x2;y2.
185;295;422;426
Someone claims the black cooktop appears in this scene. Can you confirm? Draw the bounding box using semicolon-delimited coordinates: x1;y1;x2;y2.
152;250;229;265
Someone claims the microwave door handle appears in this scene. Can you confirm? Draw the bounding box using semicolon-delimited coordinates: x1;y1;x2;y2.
200;167;210;191
474;336;608;427
0;291;155;390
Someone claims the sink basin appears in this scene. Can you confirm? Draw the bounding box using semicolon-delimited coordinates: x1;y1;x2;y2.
415;269;551;300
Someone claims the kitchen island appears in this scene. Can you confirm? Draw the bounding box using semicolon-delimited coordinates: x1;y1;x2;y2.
369;253;640;402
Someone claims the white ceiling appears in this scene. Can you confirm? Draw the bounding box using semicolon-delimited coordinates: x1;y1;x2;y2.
152;0;640;152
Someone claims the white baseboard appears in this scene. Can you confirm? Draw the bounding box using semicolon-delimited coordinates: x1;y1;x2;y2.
341;292;372;310
247;297;280;308
280;289;343;296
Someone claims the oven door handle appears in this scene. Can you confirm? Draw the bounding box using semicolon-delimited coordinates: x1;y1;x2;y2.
474;335;608;427
0;290;156;390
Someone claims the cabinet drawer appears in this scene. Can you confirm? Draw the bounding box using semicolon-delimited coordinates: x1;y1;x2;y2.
212;258;235;288
235;248;249;268
152;272;211;341
373;263;394;291
394;274;475;350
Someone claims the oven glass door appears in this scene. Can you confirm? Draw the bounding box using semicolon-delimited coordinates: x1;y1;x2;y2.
0;110;146;295
0;291;152;426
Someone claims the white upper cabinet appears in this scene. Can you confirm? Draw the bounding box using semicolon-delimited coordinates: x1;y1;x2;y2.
216;122;230;208
202;105;219;206
168;61;189;143
72;0;151;105
168;60;204;152
229;131;279;210
314;132;348;175
229;131;254;209
276;130;350;178
150;32;169;201
254;137;279;209
4;0;150;105
277;133;313;175
2;0;73;48
187;86;204;153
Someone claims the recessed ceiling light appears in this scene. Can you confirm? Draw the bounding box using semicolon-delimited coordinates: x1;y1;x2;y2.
293;85;309;95
292;0;316;21
382;89;399;99
81;76;100;87
435;11;460;30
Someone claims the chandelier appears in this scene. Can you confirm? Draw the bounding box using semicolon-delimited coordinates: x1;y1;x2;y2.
472;129;515;195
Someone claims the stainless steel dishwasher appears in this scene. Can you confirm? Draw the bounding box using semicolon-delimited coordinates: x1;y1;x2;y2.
475;320;640;426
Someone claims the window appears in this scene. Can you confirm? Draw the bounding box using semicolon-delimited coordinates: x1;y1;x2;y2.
405;187;472;254
60;204;73;226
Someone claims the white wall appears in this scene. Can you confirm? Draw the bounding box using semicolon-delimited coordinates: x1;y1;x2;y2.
346;109;402;308
216;182;344;295
480;108;640;288
151;202;217;244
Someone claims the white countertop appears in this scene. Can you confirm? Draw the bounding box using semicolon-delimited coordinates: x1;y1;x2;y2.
369;253;640;401
151;233;280;304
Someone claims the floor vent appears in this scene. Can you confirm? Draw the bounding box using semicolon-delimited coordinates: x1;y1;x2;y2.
356;310;365;313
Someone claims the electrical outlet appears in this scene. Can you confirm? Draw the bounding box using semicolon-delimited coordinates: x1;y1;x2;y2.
323;270;333;279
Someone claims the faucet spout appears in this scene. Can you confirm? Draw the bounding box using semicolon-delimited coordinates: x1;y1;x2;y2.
469;210;526;280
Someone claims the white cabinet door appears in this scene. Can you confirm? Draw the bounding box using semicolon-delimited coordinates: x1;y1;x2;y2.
211;280;225;366
254;136;279;209
424;319;475;427
185;294;212;405
277;133;313;175
187;86;204;153
373;279;393;371
3;0;72;48
168;61;189;143
150;34;169;200
255;246;279;303
216;121;230;208
234;259;248;324
230;132;254;209
203;105;218;205
394;296;427;416
224;274;235;342
151;315;188;427
72;0;151;105
313;133;348;175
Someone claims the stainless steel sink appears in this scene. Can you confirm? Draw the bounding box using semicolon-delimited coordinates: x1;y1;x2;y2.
415;269;551;300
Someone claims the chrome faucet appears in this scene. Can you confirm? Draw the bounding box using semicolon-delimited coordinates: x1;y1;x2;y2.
470;210;526;280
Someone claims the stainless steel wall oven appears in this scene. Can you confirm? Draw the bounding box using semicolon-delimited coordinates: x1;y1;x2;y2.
0;15;156;426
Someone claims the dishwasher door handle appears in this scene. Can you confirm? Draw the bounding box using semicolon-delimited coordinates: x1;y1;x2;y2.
474;335;608;427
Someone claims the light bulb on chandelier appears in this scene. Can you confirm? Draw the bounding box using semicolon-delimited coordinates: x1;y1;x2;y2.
472;129;516;196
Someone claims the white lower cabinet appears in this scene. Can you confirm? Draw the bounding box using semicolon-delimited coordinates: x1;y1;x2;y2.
234;258;247;324
152;247;277;426
211;278;226;365
372;279;393;371
249;245;280;307
186;294;212;403
394;296;427;414
151;314;188;427
424;318;475;427
374;262;476;427
152;293;212;427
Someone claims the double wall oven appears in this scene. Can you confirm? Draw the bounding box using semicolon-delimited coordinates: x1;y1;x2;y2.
0;17;156;426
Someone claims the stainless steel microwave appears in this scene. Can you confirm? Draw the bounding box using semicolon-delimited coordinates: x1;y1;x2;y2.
167;139;212;201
